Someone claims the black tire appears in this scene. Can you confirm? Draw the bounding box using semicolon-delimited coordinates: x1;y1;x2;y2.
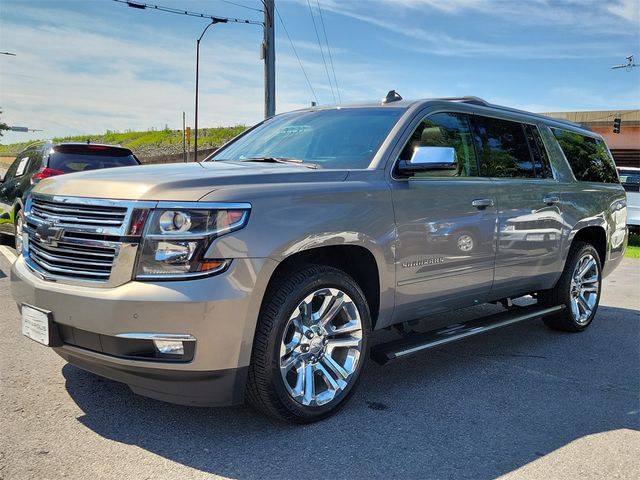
539;241;602;332
246;264;371;423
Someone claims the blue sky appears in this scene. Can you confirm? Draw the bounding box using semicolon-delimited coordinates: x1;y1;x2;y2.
0;0;639;145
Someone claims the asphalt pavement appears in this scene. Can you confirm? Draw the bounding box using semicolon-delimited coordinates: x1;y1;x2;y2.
0;247;638;480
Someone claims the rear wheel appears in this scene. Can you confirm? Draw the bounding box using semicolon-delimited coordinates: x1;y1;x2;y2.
539;241;602;332
247;265;370;423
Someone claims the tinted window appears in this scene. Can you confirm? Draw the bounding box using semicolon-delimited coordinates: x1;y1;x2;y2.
399;112;478;177
524;124;552;178
551;129;618;183
210;108;404;169
49;153;139;173
472;116;535;178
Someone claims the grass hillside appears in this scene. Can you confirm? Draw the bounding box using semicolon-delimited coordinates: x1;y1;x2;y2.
0;126;247;158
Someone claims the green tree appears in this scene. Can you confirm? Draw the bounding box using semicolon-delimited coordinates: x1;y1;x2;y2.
0;110;9;138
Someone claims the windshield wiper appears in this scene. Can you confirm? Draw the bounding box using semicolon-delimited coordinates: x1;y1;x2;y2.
239;157;318;169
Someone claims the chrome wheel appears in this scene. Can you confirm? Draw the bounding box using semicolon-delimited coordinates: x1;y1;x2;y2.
279;287;363;407
569;253;599;324
14;214;24;254
457;233;474;252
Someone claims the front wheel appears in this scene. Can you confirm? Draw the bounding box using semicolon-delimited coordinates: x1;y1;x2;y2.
539;241;602;332
246;265;370;423
14;210;25;254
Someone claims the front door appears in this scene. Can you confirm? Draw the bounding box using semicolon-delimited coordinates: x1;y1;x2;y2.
390;111;498;323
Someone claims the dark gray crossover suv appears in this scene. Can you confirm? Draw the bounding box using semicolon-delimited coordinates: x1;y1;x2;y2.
0;142;140;252
11;95;627;423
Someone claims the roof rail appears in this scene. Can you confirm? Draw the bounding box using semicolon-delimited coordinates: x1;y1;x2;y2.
437;96;489;106
438;97;584;129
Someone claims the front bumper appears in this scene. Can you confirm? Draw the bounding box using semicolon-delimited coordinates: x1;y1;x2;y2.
11;255;277;406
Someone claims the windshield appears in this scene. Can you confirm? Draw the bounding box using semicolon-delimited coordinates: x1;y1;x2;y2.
208;107;404;169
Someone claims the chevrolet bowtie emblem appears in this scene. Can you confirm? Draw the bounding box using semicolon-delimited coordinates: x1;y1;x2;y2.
35;222;63;245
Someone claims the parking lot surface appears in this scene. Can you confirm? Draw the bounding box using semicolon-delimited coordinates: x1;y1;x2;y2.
0;246;638;480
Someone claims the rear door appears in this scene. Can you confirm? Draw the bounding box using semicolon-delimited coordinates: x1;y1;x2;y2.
390;111;498;322
470;114;564;297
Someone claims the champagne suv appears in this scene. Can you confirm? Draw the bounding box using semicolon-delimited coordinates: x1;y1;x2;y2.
11;95;627;423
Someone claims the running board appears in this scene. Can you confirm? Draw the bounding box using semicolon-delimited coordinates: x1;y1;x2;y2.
370;304;564;366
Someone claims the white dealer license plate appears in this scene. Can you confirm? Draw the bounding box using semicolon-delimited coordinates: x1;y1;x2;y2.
21;304;51;346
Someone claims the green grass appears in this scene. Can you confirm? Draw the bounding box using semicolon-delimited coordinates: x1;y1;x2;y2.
626;245;640;259
627;233;640;258
0;126;248;158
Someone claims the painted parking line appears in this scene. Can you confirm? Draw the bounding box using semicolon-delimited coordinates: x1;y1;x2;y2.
0;245;18;264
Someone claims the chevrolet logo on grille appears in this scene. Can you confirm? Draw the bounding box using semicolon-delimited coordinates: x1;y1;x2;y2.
35;222;64;245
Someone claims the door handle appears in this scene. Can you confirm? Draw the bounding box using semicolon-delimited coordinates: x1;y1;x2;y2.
543;196;560;205
472;198;494;209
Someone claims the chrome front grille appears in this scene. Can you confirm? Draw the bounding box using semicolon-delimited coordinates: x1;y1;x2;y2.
23;194;157;287
31;197;127;228
28;237;116;281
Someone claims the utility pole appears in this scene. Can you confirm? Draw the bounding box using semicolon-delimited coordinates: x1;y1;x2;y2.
263;0;275;118
194;18;226;162
182;112;186;162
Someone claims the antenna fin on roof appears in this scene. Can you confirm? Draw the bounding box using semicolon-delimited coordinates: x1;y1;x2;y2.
382;90;402;104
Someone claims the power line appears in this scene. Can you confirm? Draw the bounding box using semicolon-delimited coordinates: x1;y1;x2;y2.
316;0;340;103
217;0;263;14
275;6;318;105
113;0;263;26
306;0;336;103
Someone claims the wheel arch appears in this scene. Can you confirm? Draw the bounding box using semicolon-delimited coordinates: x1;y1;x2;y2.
261;245;382;331
570;225;607;268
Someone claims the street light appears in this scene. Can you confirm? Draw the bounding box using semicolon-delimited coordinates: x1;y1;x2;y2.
195;18;227;162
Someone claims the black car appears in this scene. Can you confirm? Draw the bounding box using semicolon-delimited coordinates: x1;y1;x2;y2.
0;142;140;251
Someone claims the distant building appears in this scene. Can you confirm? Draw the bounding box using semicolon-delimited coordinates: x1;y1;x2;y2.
541;110;640;168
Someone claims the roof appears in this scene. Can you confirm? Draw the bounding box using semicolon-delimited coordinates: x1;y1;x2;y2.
302;96;586;131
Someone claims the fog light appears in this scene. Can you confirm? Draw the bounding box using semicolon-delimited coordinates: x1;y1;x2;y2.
153;339;184;355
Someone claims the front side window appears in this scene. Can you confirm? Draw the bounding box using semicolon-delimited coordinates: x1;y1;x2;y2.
210;107;404;169
472;116;536;178
551;128;618;183
398;112;478;178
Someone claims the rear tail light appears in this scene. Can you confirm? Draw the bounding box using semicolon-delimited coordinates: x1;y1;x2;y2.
31;167;65;184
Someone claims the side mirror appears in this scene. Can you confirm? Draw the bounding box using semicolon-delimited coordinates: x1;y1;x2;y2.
397;146;457;174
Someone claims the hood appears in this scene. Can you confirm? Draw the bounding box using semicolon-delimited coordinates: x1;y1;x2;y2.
33;161;350;201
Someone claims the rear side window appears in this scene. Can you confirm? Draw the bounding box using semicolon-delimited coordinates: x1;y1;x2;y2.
551;129;618;183
472;116;536;178
523;125;552;178
49;151;139;173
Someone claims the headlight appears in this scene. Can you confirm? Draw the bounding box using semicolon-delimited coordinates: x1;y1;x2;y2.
135;202;250;280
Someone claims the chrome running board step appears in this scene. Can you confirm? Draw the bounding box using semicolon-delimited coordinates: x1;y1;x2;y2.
370;304;564;366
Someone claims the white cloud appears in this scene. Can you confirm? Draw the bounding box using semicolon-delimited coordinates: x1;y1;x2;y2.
307;0;640;58
0;2;392;144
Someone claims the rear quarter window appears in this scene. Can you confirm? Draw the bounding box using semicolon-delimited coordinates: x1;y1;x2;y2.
551;129;618;183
